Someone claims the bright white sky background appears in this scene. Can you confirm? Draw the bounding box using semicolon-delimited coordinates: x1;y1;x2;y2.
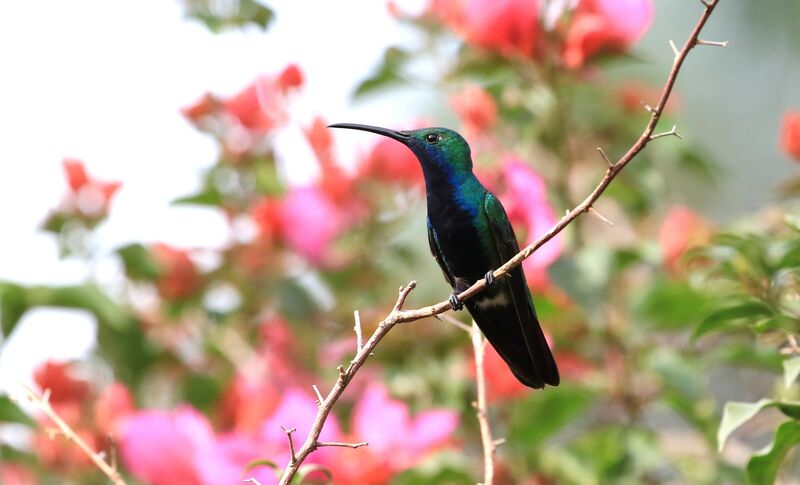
0;0;427;394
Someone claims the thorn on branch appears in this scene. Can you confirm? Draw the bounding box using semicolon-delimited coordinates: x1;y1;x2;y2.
643;103;660;116
243;478;264;485
597;147;613;167
696;39;729;47
700;0;713;8
312;385;324;407
588;207;614;226
650;125;683;140
280;426;297;465
493;438;506;448
439;313;473;333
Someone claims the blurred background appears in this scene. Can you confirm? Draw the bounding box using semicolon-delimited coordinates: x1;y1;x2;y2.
2;0;800;484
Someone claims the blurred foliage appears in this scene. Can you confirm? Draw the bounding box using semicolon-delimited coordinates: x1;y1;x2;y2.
2;1;800;484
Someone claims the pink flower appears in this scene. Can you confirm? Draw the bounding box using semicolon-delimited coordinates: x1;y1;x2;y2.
279;186;346;264
360;137;423;188
781;111;800;161
194;434;277;485
120;406;213;485
499;157;563;288
95;383;134;436
432;0;541;58
450;85;498;139
563;0;653;68
331;382;458;484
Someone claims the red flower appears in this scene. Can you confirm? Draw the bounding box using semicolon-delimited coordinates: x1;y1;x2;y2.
60;159;122;216
34;360;90;405
432;0;541;58
250;197;284;241
360;137;423;187
658;205;711;271
222;64;303;134
450;85;498;139
563;0;653;68
304;116;356;203
95;383;134;436
781;111;800;161
151;244;203;301
478;344;528;402
499;157;563;289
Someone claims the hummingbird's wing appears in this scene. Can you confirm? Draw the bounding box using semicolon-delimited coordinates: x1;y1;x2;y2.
479;193;560;387
427;219;458;289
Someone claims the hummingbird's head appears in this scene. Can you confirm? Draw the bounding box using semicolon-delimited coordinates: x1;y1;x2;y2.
328;123;473;175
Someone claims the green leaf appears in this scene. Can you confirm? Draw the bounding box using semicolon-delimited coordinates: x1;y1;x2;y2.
508;384;594;452
0;282;28;337
172;189;223;206
243;458;279;474
783;357;800;389
693;300;774;340
635;279;711;330
718;399;800;452
117;244;162;280
718;399;774;452
353;47;409;98
747;420;800;485
296;463;332;484
0;395;34;427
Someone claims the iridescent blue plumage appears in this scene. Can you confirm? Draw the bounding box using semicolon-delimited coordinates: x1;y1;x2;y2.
329;123;559;388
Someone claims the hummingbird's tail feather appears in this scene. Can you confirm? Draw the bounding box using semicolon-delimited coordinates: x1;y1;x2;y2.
466;294;559;389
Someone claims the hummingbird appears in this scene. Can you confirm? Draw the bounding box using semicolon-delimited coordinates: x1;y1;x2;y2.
329;123;559;389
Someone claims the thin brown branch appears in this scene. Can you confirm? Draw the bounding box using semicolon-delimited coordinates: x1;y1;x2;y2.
276;2;721;483
472;322;495;485
22;384;126;485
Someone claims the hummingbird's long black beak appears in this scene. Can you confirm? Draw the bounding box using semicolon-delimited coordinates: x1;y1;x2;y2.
328;123;410;144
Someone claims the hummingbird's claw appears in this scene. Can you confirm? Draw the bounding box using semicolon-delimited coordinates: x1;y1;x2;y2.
449;292;464;311
484;270;495;286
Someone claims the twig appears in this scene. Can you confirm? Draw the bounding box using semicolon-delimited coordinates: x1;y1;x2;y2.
276;2;721;483
696;39;728;47
280;426;297;465
22;384;126;485
316;441;369;449
353;310;363;353
312;385;324;407
650;125;683;140
596;147;613;167
472;322;495;485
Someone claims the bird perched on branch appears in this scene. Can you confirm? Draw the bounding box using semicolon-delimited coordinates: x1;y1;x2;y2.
329;123;559;388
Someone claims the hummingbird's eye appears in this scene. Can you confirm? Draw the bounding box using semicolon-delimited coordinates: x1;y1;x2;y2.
425;133;440;144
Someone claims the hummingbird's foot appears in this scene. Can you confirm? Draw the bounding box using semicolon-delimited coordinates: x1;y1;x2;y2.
484;270;495;287
448;292;464;311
